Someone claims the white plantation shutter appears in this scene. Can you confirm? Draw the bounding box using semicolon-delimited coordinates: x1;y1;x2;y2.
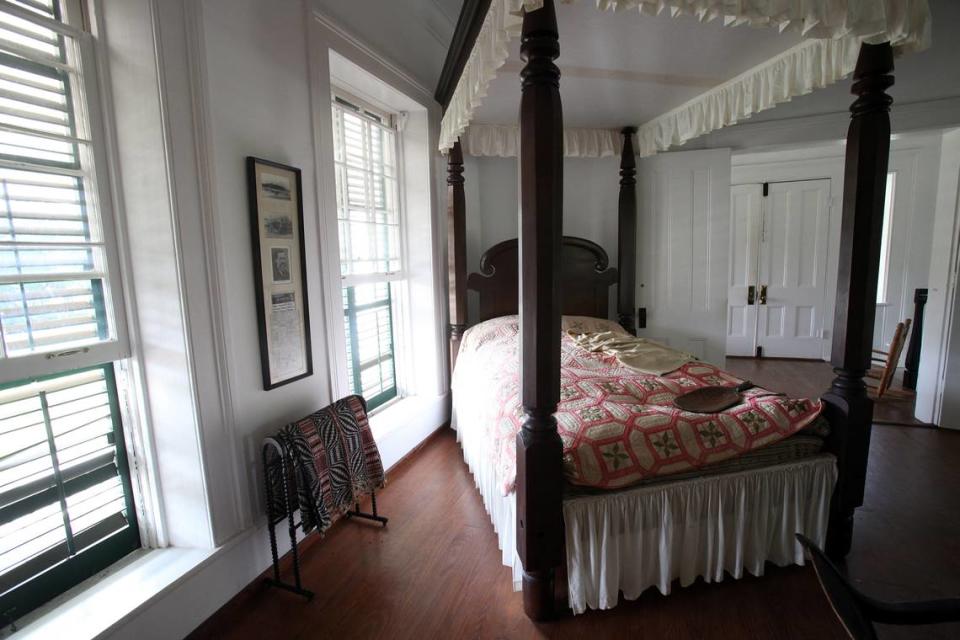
0;367;136;597
0;1;139;622
0;0;127;378
332;95;402;408
332;97;401;280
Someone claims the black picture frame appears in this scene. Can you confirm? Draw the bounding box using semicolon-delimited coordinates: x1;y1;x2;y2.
246;156;313;390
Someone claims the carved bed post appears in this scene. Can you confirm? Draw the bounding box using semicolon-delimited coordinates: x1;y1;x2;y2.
447;139;467;371
516;0;563;621
617;126;637;334
822;42;894;560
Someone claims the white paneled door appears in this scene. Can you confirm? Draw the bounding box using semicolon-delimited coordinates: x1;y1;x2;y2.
726;179;831;359
638;148;731;367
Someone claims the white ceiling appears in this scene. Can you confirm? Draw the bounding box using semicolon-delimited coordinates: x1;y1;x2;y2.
312;0;960;133
469;0;960;130
313;0;464;91
747;0;960;124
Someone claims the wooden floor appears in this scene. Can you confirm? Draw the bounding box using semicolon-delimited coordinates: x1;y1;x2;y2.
725;357;927;427
190;360;959;640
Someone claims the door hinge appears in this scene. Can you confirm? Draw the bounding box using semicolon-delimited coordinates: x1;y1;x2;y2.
762;182;769;197
638;307;647;329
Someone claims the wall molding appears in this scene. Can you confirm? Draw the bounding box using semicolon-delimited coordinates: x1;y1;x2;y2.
702;95;960;152
310;10;432;102
182;0;249;536
87;0;169;549
145;0;217;546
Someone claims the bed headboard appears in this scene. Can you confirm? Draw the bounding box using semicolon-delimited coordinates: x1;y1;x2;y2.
466;236;618;322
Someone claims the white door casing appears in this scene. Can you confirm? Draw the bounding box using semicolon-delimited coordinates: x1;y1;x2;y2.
727;184;762;356
873;154;917;357
638;148;731;367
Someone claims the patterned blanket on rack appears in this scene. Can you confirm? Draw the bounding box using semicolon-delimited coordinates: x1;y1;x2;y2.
452;316;823;494
265;395;385;534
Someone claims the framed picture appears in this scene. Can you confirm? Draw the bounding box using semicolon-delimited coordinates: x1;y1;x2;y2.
247;157;313;389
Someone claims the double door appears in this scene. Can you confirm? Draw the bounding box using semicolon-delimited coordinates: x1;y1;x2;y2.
726;179;831;359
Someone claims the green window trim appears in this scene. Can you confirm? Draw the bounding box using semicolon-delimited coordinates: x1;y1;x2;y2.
343;285;397;410
0;364;140;624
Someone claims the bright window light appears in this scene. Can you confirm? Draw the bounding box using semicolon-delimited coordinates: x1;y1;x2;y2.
876;173;896;304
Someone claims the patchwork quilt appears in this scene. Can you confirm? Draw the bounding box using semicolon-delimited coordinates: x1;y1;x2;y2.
452;316;823;494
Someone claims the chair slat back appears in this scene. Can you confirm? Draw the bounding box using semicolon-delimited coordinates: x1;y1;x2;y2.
877;319;911;397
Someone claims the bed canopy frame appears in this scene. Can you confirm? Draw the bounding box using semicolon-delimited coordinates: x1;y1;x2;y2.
440;0;916;621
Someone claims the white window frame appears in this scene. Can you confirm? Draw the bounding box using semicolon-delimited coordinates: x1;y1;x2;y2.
331;88;410;408
0;0;143;622
0;0;130;386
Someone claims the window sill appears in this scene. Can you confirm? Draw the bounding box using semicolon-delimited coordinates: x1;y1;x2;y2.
367;395;415;439
366;394;448;471
10;546;216;640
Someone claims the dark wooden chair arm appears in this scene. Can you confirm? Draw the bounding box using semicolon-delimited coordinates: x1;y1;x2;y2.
860;595;960;626
798;534;960;636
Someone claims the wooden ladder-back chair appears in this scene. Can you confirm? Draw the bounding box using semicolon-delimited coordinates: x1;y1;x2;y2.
797;534;960;639
868;319;911;398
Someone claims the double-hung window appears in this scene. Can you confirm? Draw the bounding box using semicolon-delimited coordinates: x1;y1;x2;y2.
0;0;139;622
331;94;402;410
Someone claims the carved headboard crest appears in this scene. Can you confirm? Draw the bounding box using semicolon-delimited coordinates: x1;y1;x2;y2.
466;236;619;323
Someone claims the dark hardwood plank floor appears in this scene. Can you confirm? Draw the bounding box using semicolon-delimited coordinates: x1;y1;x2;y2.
726;357;927;426
190;361;959;640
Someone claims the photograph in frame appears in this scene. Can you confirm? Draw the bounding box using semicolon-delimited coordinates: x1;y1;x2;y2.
270;246;292;284
246;157;313;389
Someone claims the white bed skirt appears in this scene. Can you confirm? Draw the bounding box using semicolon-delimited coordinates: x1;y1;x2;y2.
453;417;524;587
454;415;836;615
563;455;836;614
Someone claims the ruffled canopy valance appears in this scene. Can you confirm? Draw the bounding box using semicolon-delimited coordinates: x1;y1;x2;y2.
464;124;623;157
439;0;932;155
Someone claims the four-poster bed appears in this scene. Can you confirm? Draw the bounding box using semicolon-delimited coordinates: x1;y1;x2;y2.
438;0;930;621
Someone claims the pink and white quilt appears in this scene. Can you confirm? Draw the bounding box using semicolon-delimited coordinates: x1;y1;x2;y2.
452;316;823;494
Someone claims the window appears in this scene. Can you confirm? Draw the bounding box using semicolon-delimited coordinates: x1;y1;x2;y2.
332;94;402;409
0;0;138;622
876;172;896;304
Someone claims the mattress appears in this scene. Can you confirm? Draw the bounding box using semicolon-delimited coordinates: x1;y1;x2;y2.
452;315;825;494
564;418;829;498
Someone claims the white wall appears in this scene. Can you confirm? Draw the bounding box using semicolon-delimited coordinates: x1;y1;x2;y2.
201;0;334;542
874;142;943;353
731;134;943;362
917;129;960;428
462;155;621;323
637;148;732;366
73;0;449;637
197;0;448;532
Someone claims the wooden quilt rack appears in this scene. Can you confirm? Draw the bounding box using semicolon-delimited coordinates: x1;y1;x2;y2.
261;436;387;600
